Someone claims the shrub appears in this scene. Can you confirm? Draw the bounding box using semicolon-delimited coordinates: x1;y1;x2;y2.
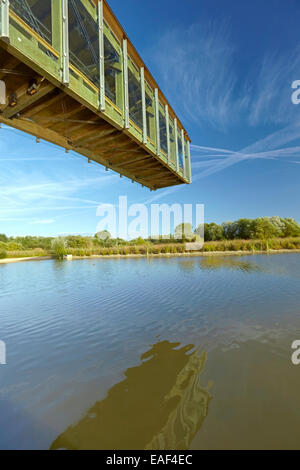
286;242;296;249
0;250;7;259
269;240;281;250
7;249;47;258
66;236;92;249
51;238;67;259
7;242;23;251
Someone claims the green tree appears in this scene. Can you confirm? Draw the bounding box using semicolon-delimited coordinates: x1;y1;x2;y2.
95;230;111;241
202;223;224;241
174;223;194;241
234;219;256;239
282;218;300;237
222;222;235;240
268;216;286;237
254;218;278;249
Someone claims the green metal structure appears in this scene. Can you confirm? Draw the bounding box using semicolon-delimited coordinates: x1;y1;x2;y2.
0;0;191;189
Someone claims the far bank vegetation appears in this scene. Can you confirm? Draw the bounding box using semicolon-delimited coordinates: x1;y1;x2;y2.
1;217;300;259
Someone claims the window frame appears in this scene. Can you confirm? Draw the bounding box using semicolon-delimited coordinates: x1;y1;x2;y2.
127;55;143;132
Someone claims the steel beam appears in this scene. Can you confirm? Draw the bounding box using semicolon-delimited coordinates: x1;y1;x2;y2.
174;118;179;172
187;140;192;183
154;88;160;156
165;104;170;165
181;128;186;178
98;0;105;111
123;39;129;129
140;67;147;144
62;0;69;85
0;0;9;40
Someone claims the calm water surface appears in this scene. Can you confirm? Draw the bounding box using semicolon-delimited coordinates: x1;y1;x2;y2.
1;254;300;449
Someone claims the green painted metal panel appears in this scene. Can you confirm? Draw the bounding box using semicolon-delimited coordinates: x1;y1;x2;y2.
8;17;60;81
51;0;61;53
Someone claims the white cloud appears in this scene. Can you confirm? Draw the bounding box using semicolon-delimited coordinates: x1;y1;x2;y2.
153;19;245;130
247;48;300;126
153;19;300;130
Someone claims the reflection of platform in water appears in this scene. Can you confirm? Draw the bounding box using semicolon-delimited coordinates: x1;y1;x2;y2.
50;341;211;450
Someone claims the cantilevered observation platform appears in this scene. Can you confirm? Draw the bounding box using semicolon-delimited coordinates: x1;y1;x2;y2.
0;0;191;190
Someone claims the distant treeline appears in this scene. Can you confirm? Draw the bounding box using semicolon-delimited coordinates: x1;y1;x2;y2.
0;217;300;256
0;233;185;252
200;217;300;241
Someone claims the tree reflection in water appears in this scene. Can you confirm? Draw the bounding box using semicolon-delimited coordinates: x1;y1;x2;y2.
50;341;211;450
199;256;261;273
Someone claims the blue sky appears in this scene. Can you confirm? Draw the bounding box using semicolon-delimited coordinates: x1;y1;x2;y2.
2;0;300;236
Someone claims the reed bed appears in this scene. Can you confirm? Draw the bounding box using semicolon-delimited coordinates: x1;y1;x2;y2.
4;237;300;259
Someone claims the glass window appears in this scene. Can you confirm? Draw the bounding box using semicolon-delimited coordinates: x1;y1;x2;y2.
68;1;99;87
169;118;176;166
159;104;168;155
104;30;122;107
145;82;155;142
128;66;143;129
10;0;52;45
178;129;184;169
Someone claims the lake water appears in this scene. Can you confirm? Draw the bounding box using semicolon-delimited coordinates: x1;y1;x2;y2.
0;254;300;450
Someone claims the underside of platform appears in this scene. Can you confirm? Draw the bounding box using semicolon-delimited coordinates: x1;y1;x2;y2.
0;49;184;190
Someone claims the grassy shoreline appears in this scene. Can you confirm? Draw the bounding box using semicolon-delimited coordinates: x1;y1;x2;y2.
1;237;300;264
71;249;300;259
1;246;300;264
